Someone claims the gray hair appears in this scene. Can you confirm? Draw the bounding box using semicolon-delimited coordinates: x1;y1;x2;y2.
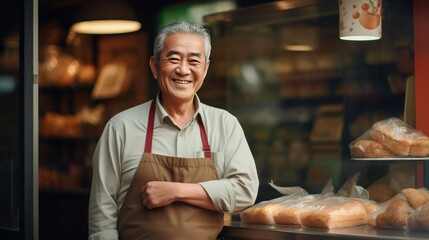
153;21;211;66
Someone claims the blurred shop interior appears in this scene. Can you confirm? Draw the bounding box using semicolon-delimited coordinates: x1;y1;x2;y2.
1;0;425;239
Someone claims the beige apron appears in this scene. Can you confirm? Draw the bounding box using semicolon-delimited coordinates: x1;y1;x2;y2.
118;99;224;240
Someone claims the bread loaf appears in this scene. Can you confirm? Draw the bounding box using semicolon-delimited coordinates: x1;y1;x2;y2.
359;200;378;214
241;203;281;224
409;136;429;157
274;207;308;225
368;118;429;157
375;198;411;230
369;120;412;156
351;139;396;158
300;200;368;229
402;188;429;208
367;182;397;203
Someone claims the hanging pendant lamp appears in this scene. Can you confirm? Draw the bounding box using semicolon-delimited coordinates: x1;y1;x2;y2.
71;0;141;34
339;0;382;41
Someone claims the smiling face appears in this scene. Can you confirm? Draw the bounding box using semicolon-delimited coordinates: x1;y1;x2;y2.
150;32;210;105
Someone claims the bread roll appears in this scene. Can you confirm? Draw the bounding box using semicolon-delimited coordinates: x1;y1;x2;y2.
241;203;281;224
369;118;429;157
370;121;412;156
367;182;397;203
402;188;429;208
351;139;396;158
274;207;308;225
375;198;411;229
410;136;429;157
359;201;378;214
300;200;368;229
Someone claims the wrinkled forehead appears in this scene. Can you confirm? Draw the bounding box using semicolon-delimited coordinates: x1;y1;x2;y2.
162;33;206;57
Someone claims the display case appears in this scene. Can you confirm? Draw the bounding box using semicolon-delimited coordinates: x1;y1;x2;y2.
203;0;417;200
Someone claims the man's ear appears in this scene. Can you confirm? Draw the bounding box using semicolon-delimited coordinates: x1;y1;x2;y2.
149;56;158;79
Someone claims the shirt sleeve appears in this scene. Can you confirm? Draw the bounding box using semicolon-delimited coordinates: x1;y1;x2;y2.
200;115;259;213
88;121;123;239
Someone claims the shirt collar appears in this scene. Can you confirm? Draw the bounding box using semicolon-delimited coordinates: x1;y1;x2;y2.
154;92;203;126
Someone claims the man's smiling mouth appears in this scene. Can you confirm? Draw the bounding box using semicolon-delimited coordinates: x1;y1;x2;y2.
173;79;191;84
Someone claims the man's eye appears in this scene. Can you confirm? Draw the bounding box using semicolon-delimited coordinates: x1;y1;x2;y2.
168;58;180;63
189;60;201;65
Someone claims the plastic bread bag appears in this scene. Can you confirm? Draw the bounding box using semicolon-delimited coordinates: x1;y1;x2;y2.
370;117;429;157
269;180;337;225
241;178;342;225
273;179;345;226
268;181;309;196
299;196;370;229
336;172;369;199
407;201;429;232
240;181;326;225
368;193;412;230
240;191;309;224
272;194;318;225
349;117;429;158
367;163;416;203
297;173;377;229
349;128;397;158
240;182;310;224
401;187;429;208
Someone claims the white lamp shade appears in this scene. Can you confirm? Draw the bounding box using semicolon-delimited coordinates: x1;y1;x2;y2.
72;20;141;34
339;0;382;41
71;0;141;34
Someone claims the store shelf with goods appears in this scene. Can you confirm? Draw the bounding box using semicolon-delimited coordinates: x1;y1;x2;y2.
38;76;104;192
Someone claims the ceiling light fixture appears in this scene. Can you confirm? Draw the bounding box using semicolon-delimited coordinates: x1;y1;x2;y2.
339;0;382;41
71;0;141;34
284;44;314;52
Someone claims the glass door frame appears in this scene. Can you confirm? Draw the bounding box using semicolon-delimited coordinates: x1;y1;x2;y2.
0;0;38;239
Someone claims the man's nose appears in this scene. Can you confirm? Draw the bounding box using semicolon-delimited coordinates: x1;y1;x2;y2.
176;61;191;75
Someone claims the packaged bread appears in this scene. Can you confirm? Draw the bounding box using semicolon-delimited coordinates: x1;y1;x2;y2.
408;201;429;231
241;184;313;225
402;187;429;208
374;196;412;230
371;117;429;157
273;195;316;225
410;136;429;157
351;139;396;158
241;194;300;224
300;197;368;229
367;182;397;203
369;118;414;156
353;198;378;214
350;117;429;158
241;203;282;224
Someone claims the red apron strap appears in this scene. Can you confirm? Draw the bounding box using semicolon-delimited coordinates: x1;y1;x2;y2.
144;99;156;153
197;115;212;158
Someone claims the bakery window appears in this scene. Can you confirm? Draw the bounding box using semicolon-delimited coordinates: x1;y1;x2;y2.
202;0;420;202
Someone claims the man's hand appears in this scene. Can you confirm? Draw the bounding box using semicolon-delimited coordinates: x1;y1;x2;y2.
140;181;217;211
140;181;176;209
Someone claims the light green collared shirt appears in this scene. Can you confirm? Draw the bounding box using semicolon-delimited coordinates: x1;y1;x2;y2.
88;94;259;240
